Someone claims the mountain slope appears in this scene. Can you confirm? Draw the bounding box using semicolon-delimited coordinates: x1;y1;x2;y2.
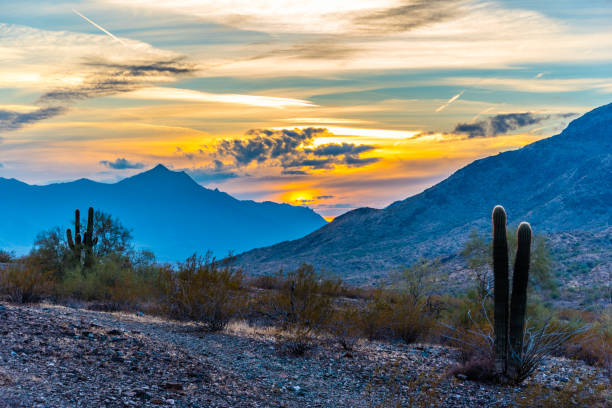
0;164;327;260
236;103;612;279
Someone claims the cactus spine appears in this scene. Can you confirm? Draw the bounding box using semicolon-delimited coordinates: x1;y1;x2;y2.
492;205;509;377
66;207;97;267
491;206;532;383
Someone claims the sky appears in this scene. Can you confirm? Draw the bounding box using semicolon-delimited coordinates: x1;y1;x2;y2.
1;0;612;219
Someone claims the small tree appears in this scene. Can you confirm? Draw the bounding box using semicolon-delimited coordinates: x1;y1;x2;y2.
92;210;133;259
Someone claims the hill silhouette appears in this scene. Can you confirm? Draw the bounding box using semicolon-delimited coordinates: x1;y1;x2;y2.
0;164;327;260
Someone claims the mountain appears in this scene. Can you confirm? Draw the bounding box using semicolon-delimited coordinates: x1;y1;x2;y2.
236;103;612;281
0;164;327;260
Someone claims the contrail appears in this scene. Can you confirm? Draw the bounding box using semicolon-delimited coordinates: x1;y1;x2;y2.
471;106;494;121
72;9;127;46
436;90;464;112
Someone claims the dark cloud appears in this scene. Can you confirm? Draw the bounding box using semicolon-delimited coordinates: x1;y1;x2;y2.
312;143;375;156
86;59;193;76
214;127;381;174
39;58;195;104
284;157;336;169
316;195;334;199
343;156;380;166
353;0;465;34
453;122;487;138
99;158;145;170
217;128;324;166
281;170;309;175
0;107;66;133
453;113;557;138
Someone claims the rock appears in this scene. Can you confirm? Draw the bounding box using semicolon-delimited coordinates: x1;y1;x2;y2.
162;382;184;391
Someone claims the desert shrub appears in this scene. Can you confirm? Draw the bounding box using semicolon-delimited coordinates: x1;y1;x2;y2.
363;259;440;344
514;374;610;408
443;292;589;384
250;274;283;290
361;289;394;341
57;256;158;307
30;227;71;279
561;310;611;373
0;249;15;263
389;295;439;344
270;264;341;354
0;258;54;303
328;303;363;351
158;254;244;331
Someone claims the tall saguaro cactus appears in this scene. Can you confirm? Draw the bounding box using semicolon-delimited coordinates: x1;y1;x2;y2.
492;206;509;376
67;207;97;268
491;206;532;383
508;222;532;379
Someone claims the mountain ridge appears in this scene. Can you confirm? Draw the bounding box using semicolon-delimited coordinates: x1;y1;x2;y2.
235;102;612;280
0;165;327;260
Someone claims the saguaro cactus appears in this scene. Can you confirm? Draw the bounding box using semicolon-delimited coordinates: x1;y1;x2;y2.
492;205;509;377
491;206;532;383
508;222;532;379
66;209;82;258
67;207;97;267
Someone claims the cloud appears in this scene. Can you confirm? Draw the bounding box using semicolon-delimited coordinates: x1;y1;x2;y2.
0;24;197;129
312;143;375;156
353;0;465;34
217;128;324;167
453;112;561;138
193;160;239;181
99;158;145;169
119;86;315;108
39;58;195;104
281;170;309;175
344;156;380;166
0;107;66;132
107;0;466;36
214;127;380;173
316;195;334;199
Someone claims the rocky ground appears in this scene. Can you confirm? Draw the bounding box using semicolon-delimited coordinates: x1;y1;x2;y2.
0;302;609;407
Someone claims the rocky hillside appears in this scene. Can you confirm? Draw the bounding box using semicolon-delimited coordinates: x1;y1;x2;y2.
236;103;612;281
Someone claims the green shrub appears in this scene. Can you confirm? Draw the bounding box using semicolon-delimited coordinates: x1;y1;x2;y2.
57;256;158;307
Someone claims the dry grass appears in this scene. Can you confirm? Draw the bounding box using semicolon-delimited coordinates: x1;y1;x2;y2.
513;374;611;408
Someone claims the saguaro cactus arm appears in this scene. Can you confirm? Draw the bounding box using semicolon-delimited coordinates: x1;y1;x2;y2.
84;207;97;247
67;209;82;258
508;222;532;379
492;205;510;377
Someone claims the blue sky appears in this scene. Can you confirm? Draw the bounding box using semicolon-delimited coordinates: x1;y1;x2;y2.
1;0;612;218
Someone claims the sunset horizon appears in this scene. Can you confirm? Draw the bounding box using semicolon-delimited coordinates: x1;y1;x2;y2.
3;1;612;218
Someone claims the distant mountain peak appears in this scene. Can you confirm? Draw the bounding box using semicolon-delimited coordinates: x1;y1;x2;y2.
149;163;172;173
0;163;327;260
119;163;198;189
